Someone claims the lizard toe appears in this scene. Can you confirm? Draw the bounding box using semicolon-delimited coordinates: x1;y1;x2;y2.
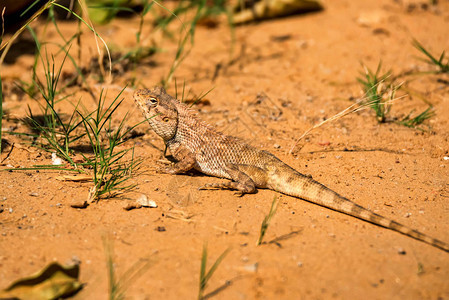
198;183;220;190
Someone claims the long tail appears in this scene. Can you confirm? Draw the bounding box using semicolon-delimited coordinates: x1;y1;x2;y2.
270;168;449;253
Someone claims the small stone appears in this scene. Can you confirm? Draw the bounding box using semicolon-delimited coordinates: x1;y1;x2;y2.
397;248;406;255
51;152;64;165
70;200;89;209
273;144;281;149
243;263;258;273
357;10;387;27
8;208;13;213
67;255;81;266
123;202;142;211
404;212;412;218
30;192;39;197
136;194;157;208
297;261;303;267
155;226;166;232
56;203;62;207
297;40;308;49
147;200;158;208
443;156;449;161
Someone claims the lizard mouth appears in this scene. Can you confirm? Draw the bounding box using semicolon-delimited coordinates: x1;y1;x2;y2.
133;90;150;112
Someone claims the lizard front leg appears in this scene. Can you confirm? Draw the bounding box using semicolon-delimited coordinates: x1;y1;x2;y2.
160;145;196;174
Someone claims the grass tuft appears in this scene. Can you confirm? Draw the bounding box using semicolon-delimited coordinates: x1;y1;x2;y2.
22;47;84;165
356;60;435;130
413;39;449;73
198;243;230;300
161;0;234;87
78;88;142;201
257;196;279;246
357;63;398;123
398;106;434;129
103;235;154;300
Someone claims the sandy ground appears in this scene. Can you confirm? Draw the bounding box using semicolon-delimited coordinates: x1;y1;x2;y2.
1;0;449;299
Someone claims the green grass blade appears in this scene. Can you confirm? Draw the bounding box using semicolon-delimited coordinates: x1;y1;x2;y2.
103;234;154;300
257;196;279;245
413;39;449;73
199;243;207;293
398;106;434;128
198;243;230;300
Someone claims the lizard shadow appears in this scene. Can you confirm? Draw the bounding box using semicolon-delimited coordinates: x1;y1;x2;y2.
203;274;252;300
306;146;405;155
262;229;303;248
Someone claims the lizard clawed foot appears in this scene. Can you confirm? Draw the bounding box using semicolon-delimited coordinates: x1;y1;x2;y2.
198;182;233;191
156;166;176;174
233;191;245;197
198;182;255;196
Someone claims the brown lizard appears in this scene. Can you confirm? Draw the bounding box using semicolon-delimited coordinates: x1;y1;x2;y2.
133;86;449;253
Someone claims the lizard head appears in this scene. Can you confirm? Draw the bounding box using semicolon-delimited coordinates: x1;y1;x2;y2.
133;87;178;141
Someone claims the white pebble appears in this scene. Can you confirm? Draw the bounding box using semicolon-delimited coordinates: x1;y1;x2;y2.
243;263;258;273
51;152;64;165
136;194;157;208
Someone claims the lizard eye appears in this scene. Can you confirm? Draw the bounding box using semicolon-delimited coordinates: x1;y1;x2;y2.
147;97;158;105
162;117;170;122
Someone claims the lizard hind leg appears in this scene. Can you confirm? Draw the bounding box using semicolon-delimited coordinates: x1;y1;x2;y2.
199;164;267;195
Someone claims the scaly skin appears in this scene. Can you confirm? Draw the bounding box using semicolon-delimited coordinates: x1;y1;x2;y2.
134;86;449;253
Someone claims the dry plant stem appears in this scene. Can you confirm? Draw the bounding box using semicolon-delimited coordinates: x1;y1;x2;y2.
75;0;111;82
1;143;14;163
152;0;186;29
53;0;113;82
288;100;362;155
288;90;406;154
0;1;112;79
0;1;54;68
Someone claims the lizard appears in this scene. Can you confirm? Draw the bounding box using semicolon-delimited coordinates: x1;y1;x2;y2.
133;86;449;253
